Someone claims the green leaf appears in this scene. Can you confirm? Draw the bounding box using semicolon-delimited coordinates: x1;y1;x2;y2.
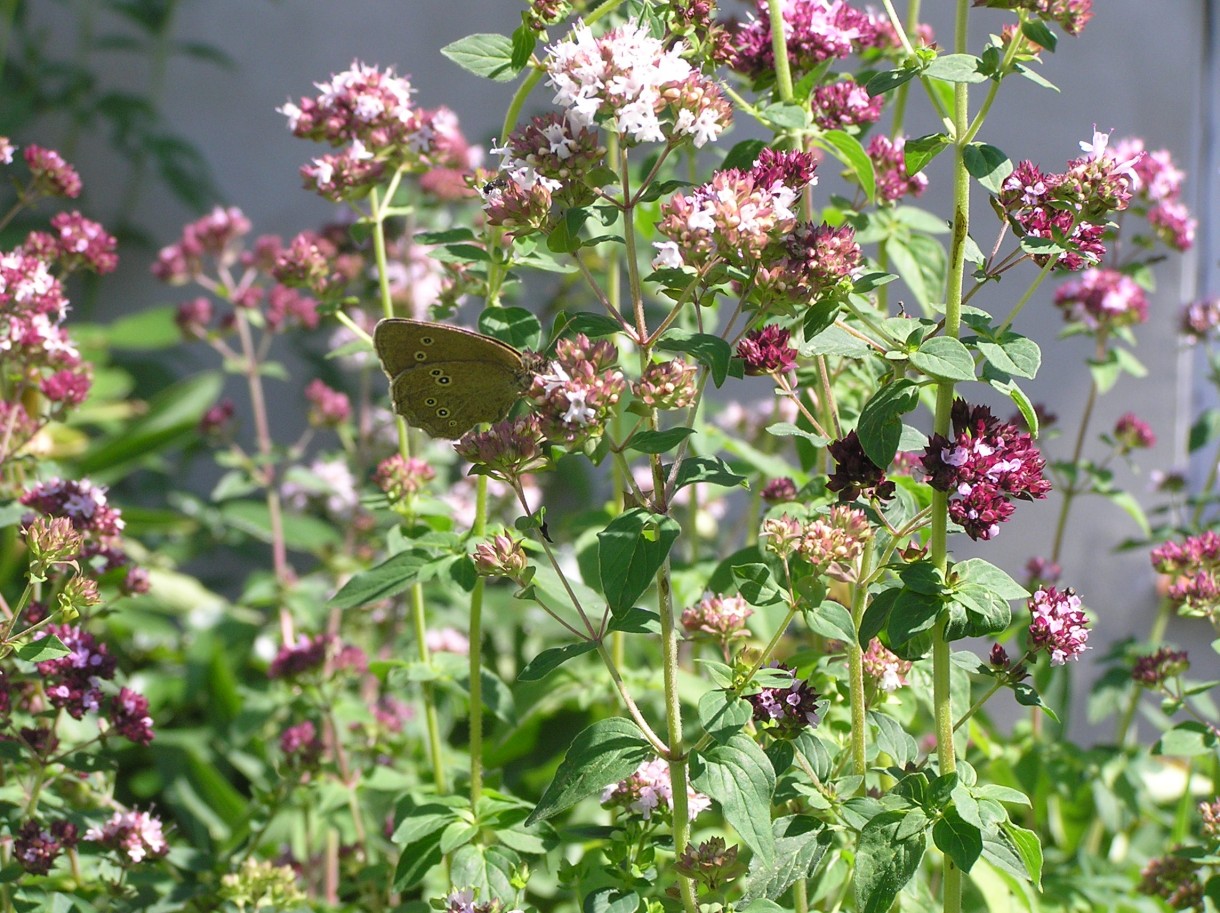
691;733;777;863
904;133;951;176
723;139;769;172
517;642;597;681
887;587;943;647
933;809;983;872
743;816;831;902
15;634;69;663
1190;409;1220;453
910;336;976;381
926;53;989;83
1001;821;1044;889
510;22;536;70
391;798;459;889
885;231;945;312
478;306;541;350
760;102;809;130
102;306;183;351
450;843;518;900
854;810;927;913
974;333;1040;379
963;144;1014;194
870;711;918;767
628;427;695;454
698;689;753;744
597;509;680;612
953;558;1028;600
220;500;343;553
821;130;875;203
526;718;652;825
328;549;431;609
733;563;784;606
77;371;223;478
674;456;750;491
656;330;734;387
804;601;856;644
856;380;919;469
440;33;520;81
989;378;1038;436
1021;18;1058;52
560;311;623;339
865;66;919;97
547;207;590;253
1156;721;1219;757
583;889;640;913
1012;682;1060;722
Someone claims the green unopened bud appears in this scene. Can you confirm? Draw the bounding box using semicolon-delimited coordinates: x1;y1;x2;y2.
24;516;83;580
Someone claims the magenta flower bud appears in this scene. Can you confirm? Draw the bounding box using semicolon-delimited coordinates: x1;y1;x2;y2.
737;325;797;376
1113;412;1155;451
1132;647;1189;687
373;454;435;505
24;145;82;198
761;477;798;503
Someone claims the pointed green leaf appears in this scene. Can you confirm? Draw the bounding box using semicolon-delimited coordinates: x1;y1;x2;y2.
691;734;777;863
854;810;927;913
527;718;652;825
597;509;680;612
440;33;520;81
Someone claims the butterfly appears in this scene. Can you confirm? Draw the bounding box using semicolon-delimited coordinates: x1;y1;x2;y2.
373;318;539;439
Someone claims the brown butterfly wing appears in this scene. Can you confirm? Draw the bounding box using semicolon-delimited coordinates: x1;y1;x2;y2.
390;361;524;438
373;318;522;378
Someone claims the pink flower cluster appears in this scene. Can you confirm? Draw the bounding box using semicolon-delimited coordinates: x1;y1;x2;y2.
635;358;698;410
152;205;253;285
528;334;626;449
1027;586;1089;665
862;639;911;692
1053;268;1148;331
1181;295;1220;342
812;79;884;132
729;0;879;79
1113;412;1155;451
84;809;169;864
868;135;928;203
1152;531;1220;617
999;129;1141;270
21;477;125;537
23;145;82;199
681;592;753;643
488;112;605;223
654;149;807;270
1111;137;1196;252
280;62;479;202
974;0;1092;37
601;757;712;821
304;378;351;427
762;505;871;578
545;22;732;148
921;400;1051;541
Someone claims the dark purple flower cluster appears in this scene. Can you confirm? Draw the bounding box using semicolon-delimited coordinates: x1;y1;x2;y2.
268;634;333;679
761;477;798;503
748;664;822;737
36;624;116;718
921;400;1051;541
827;430;896;502
1132;647;1189;687
737;325;797;375
111;688;155;745
1027;586;1089;665
14;819;78;875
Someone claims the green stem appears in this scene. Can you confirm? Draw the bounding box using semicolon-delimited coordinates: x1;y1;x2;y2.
932;6;971;912
369;186;447;793
766;0;796;104
848;541;875;782
468;476;489;802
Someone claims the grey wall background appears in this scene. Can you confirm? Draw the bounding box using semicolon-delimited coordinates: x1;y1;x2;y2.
28;1;1213;736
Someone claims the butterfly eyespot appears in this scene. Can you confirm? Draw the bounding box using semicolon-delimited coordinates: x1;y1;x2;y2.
437;376;451;385
429;368;444;377
424;397;438;407
436;408;450;417
414;352;427;361
420;336;435;345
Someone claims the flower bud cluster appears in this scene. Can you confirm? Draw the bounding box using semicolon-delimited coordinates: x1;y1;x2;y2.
473;534;529;579
84;809;169;864
762;505;871;578
373;454;436;507
681;592;753;643
14;819;78;875
1132;647;1189;687
1111;137;1196;252
1112;412;1155;451
921;399;1051;541
635;358;698;410
974;0;1093;36
545;22;731;148
1138;851;1203;911
489;112;606;219
862;639;911;692
1180;295;1220;343
736;325;797;375
455;415;553;481
1027;586;1089;665
23;145;82;199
